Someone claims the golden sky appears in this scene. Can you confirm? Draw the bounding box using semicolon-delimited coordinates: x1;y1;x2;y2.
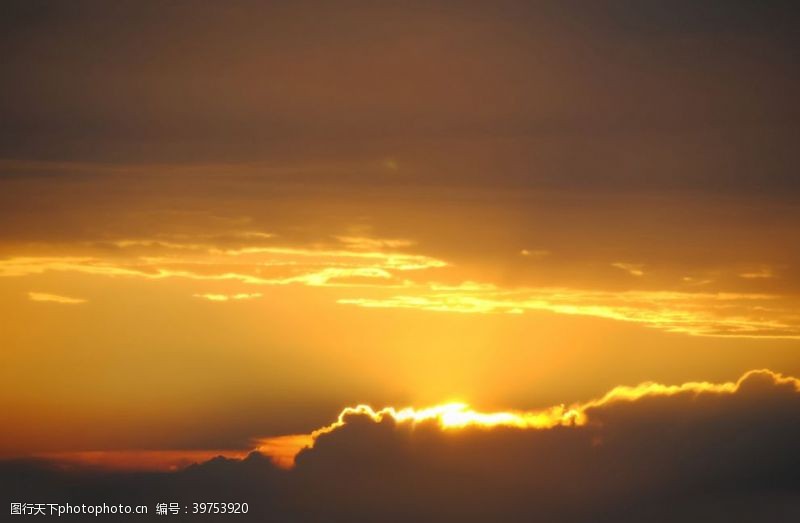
1;1;799;476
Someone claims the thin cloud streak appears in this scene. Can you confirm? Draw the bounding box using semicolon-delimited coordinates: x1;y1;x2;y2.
34;449;251;472
2;232;797;338
339;288;800;339
27;292;86;304
193;293;263;302
611;262;645;277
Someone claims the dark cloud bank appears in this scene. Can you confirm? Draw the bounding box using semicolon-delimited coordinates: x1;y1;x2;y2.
2;0;799;201
3;371;799;522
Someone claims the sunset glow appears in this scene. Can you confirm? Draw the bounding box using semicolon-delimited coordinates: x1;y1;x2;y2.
3;2;800;520
256;368;800;468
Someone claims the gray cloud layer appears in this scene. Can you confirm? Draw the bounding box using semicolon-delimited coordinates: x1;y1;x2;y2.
1;1;798;199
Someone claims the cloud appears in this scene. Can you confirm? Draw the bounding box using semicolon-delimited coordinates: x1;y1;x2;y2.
739;266;776;279
339;288;800;339
334;236;414;251
612;262;645;276
5;368;799;522
33;450;251;472
519;249;550;258
256;368;799;468
279;368;800;522
2;234;797;338
193;293;262;302
27;292;86;304
0;236;445;293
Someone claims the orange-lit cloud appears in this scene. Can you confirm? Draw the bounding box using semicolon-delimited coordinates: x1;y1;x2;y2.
611;262;645;277
0;234;445;288
739;266;776;279
15;369;800;473
338;288;800;339
27;292;86;304
519;249;550;258
334;236;414;250
193;292;263;302
255;369;800;468
2;234;797;339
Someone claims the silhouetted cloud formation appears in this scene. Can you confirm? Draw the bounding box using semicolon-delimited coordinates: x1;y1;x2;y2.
3;369;799;521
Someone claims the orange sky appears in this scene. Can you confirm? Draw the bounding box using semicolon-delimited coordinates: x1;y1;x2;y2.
1;197;798;459
1;0;799;468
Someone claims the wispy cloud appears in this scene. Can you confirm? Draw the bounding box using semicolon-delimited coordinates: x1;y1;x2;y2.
3;234;797;339
28;292;86;304
0;233;445;289
339;288;800;339
520;249;550;259
193;293;263;302
34;449;250;472
611;262;645;277
334;236;414;250
739;266;776;279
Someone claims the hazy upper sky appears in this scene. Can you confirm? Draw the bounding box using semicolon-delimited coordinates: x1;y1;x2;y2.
1;0;799;463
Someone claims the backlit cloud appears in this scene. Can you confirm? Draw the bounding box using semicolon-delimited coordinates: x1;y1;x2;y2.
21;368;800;477
255;368;800;468
8;365;799;522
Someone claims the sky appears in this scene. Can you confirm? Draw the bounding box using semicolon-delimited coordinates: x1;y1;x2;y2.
1;1;800;520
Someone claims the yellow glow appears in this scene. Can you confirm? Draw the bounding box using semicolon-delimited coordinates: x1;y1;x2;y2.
256;369;800;468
